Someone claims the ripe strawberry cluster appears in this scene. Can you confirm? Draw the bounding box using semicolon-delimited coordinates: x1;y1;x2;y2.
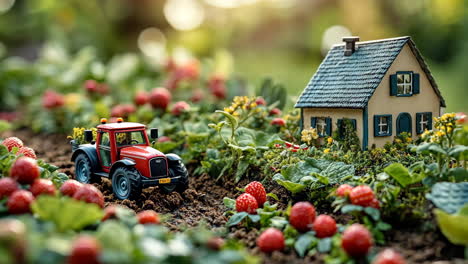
2;137;37;159
335;184;380;209
42;90;65;110
235;181;267;214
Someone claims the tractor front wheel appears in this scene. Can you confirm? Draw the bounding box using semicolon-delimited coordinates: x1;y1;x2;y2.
112;166;141;200
74;154;100;184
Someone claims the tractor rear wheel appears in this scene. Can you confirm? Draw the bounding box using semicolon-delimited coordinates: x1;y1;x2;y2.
112;166;141;200
166;161;189;193
74;153;100;184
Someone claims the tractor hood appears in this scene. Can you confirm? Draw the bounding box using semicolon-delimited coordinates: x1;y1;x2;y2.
120;145;165;160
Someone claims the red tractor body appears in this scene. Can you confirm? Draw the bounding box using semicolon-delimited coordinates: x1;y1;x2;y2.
71;120;188;199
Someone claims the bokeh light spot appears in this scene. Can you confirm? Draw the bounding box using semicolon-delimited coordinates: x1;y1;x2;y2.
0;0;15;13
164;0;205;31
138;27;166;60
321;25;352;56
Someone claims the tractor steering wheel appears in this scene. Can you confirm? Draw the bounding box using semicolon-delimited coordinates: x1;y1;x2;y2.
130;139;139;145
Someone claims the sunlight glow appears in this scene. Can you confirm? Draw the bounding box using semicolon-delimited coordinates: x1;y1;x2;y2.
138;27;166;60
164;0;205;31
321;25;352;56
0;0;15;13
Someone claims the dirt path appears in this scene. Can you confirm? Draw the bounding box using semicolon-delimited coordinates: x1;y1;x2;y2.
1;130;466;263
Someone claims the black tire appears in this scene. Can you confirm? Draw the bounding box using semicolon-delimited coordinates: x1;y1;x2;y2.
111;166;142;200
169;160;189;193
74;154;100;184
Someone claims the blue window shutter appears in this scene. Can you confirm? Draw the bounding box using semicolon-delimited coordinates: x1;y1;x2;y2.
413;73;420;94
325;118;332;136
390;74;398;96
311;117;317;128
416;113;422;134
427;112;433;130
351;119;357;130
374;116;380;137
337;119;343;138
388;116;393;136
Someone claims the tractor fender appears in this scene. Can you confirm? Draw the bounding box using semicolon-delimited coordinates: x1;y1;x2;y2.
71;146;100;173
166;153;182;161
109;159;139;181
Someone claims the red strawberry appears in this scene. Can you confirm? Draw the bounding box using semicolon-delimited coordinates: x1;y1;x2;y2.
2;137;24;152
10;157;40;185
256;228;285;253
349;185;375;207
206;237;225;251
171;101;190;116
336;184;353;197
271;118;286;127
157;136;171;143
255;97;266;106
456;112;466;125
97;83;109;95
84;80;99;93
102;205;119;222
42;90;64;109
313;214;337;238
235;193;258;214
269;108;282;116
208;75;227;100
60;180;83;197
289;202;316;232
7;190;34;214
341;224;373;258
121;104;136;115
17;147;37;159
372;248;406;264
245;181;267;207
30;179;56;197
149;87;172;110
68;235;101;264
73;184;104;208
137;210;160;224
134;91;149;106
0;178;19;199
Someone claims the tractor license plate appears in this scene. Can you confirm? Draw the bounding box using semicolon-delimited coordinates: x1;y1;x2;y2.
158;178;171;184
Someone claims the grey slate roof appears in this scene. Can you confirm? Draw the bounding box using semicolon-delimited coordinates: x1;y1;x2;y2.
295;36;446;108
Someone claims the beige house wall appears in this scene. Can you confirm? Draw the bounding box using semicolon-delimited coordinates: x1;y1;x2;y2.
367;43;441;148
302;108;363;144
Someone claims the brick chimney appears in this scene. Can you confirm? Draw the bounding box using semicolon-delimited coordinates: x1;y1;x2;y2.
343;36;359;56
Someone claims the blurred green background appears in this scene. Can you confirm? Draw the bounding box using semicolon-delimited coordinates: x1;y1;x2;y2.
0;0;466;112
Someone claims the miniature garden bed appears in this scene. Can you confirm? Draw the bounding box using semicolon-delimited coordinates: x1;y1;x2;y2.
2;129;465;264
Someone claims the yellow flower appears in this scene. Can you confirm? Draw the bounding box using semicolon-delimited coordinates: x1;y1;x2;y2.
406;137;412;143
324;148;330;154
327;137;333;144
64;93;81;112
447;127;453;133
395;139;402;143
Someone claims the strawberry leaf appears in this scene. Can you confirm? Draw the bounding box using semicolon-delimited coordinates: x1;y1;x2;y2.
295;233;316;257
317;237;332;253
223;197;236;210
226;212;248;227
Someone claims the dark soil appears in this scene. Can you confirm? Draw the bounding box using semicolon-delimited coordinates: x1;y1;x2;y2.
2;129;466;264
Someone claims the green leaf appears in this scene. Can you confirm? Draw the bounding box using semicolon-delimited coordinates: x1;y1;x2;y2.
223;197;236;210
341;204;363;214
384;163;424;187
216;110;238;129
294;233;315;257
376;222;392;231
457;204;468;216
426;182;468;214
448;167;468;182
275;179;306;194
317;238;332;253
267;193;279;201
96;221;133;254
434;209;468;245
31;196;103;232
247;214;260;222
364;207;381;221
226;212;248;227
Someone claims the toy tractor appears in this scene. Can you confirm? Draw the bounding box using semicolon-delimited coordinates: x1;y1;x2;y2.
70;118;189;200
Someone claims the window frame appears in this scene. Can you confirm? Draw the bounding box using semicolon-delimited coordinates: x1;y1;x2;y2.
396;71;413;97
374;114;392;137
416;112;432;134
337;118;357;139
311;117;332;137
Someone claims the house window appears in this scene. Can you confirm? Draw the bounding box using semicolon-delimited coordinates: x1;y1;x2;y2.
416;112;433;134
374;115;392;137
397;73;412;95
337;119;357;139
311;117;332;137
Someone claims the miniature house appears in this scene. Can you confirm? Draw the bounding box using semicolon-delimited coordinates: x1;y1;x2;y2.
295;36;446;149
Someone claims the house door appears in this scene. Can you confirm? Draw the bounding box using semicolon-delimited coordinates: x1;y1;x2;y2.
396;113;412;135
